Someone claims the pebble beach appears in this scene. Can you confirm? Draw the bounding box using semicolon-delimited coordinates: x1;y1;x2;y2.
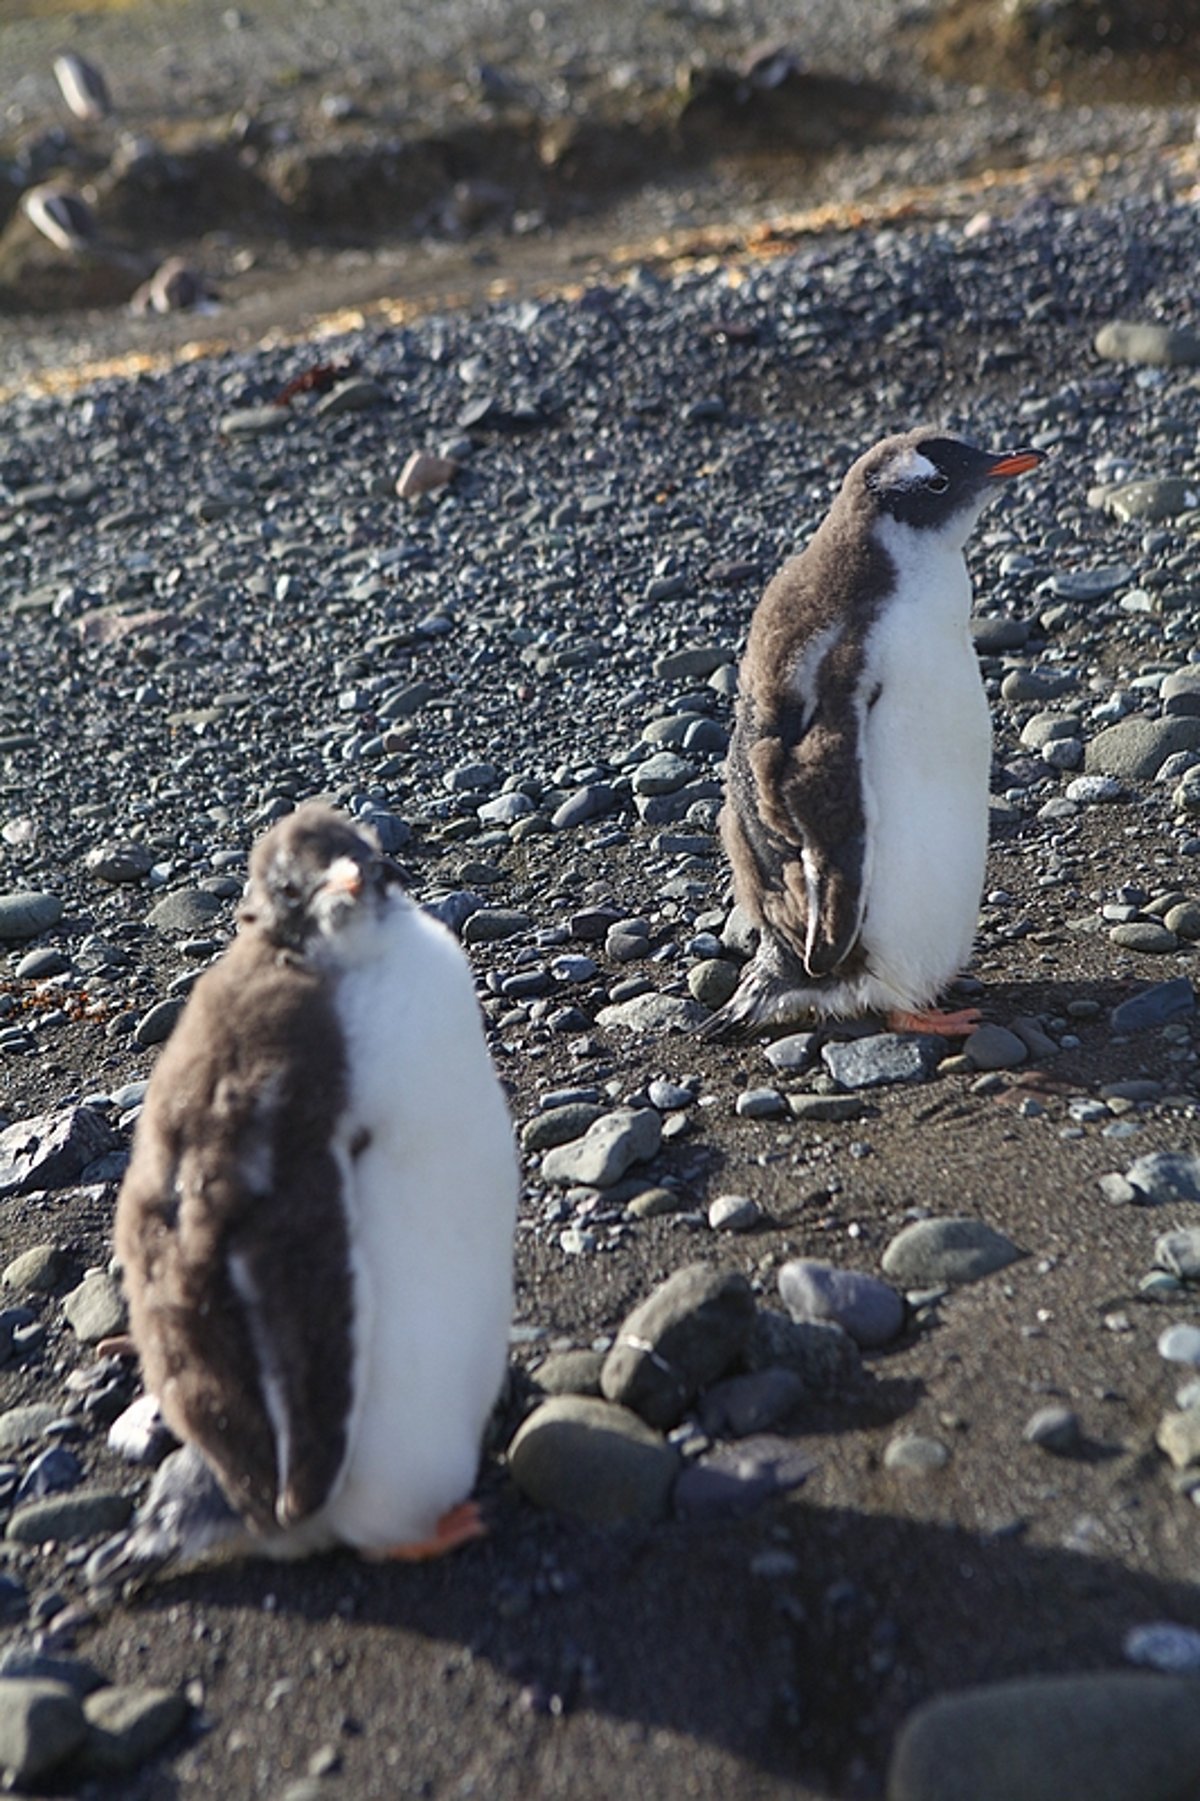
2;2;1200;1796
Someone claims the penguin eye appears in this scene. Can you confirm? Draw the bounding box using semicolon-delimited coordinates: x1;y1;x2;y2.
926;472;950;494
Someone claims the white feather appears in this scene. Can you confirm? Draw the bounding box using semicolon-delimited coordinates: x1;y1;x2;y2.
786;620;843;731
227;1249;293;1516
310;894;518;1551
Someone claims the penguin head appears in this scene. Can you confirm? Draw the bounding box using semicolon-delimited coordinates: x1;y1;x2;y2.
859;430;1040;548
240;803;402;953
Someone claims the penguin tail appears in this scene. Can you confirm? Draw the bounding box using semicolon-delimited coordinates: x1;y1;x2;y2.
697;958;818;1043
86;1444;246;1601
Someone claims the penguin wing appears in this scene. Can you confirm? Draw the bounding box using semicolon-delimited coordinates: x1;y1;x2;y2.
744;693;869;977
115;952;356;1533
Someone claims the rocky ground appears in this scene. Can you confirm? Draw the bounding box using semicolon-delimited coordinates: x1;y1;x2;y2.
2;3;1200;1800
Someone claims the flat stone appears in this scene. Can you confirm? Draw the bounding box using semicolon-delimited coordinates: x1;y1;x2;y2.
778;1259;905;1348
133;998;185;1048
461;908;532;945
63;1270;127;1342
0;1108;120;1199
884;1433;949;1473
1110;978;1195;1033
1096;477;1200;523
881;1217;1021;1287
0;1678;86;1786
763;1032;819;1072
1162;670;1200;717
220;406;291;436
971;616;1029;651
625;1186;688;1219
632;751;695;796
0;1405;60;1451
887;1673;1200;1801
520;1103;606;1154
507;1396;679;1525
735;1087;786;1119
595;993;708;1034
1094;320;1200;366
551;785;614;829
6;1489;134;1544
822;1033;940;1089
786;1094;866;1122
1124;1151;1200;1204
314;377;385;417
541;1108;661;1188
1047;564;1135;601
2;1246;68;1294
653;645;733;682
963;1023;1028;1070
1085;716;1200;780
146;889;225;933
77;1685;188;1776
600;1263;756;1429
1110;921;1178;953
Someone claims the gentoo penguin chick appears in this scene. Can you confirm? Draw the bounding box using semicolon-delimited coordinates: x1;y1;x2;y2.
88;803;517;1591
703;428;1040;1041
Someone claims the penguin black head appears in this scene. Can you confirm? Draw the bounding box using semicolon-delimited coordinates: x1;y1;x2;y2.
859;429;1040;540
240;803;402;953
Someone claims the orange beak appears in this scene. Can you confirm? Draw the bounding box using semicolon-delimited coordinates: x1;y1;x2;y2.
987;449;1042;479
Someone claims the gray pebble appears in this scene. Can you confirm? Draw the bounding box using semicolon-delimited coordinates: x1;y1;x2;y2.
551;784;614;829
146;889;225;933
883;1433;949;1474
0;1406;60;1451
688;959;740;1008
1022;1405;1082;1453
697;1369;807;1437
1064;773;1124;803
707;1193;762;1232
1124;1150;1200;1204
1097;477;1200;523
735;1087;786;1119
786;1093;866;1122
1109;921;1177;953
2;1246;68;1295
963;1023;1028;1070
632;751;695;796
1122;1622;1200;1675
625;1186;688;1219
1157;1323;1200;1366
461;908;532;945
1094;320;1200;366
595;992;707;1034
76;1685;189;1776
1084;715;1200;780
1047;564;1135;600
520;1102;606;1154
133;998;185;1049
778;1259;905;1348
507;1396;679;1525
1154;1228;1200;1280
763;1032;818;1072
62;1271;127;1343
646;1078;694;1111
84;842;153;885
881;1217;1021;1287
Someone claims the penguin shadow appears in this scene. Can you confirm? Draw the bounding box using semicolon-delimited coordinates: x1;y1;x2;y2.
964;969;1190;1080
119;1471;1200;1799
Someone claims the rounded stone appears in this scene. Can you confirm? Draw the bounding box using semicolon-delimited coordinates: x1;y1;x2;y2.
62;1271;127;1343
1022;1405;1082;1454
2;1246;68;1295
6;1489;134;1544
0;1678;86;1785
1157;1323;1200;1366
600;1263;756;1428
962;1023;1028;1070
881;1217;1021;1287
778;1259;905;1349
507;1396;679;1525
688;958;740;1009
707;1193;762;1232
146;890;225;934
883;1433;949;1474
0;893;62;942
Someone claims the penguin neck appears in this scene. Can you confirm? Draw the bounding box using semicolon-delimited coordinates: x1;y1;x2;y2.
872;514;976;628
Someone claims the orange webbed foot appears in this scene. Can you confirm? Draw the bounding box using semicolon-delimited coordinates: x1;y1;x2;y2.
368;1500;487;1563
886;1006;982;1039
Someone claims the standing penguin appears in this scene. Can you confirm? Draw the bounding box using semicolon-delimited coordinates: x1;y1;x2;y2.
88;803;517;1589
702;428;1040;1040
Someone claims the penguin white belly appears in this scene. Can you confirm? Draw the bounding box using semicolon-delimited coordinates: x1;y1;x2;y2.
318;900;517;1551
858;551;991;1012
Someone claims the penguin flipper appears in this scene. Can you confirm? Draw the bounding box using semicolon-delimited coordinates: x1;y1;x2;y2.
85;1444;248;1599
696;958;818;1043
745;713;868;977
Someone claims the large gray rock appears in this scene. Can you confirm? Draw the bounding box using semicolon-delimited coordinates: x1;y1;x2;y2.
507;1397;679;1525
146;889;225;933
0;1678;87;1785
1094;320;1200;367
595;992;708;1034
745;1308;863;1391
0;892;62;941
6;1489;133;1545
1085;716;1200;780
887;1673;1200;1801
822;1034;941;1089
0;1108;120;1199
63;1270;127;1343
1124;1151;1200;1205
601;1264;756;1428
778;1259;905;1348
882;1217;1022;1287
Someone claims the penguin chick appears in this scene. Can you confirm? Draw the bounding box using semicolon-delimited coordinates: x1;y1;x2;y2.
88;803;517;1595
702;428;1040;1041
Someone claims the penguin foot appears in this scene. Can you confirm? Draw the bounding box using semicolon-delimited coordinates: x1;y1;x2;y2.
886;1006;982;1038
95;1332;138;1360
371;1501;487;1562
